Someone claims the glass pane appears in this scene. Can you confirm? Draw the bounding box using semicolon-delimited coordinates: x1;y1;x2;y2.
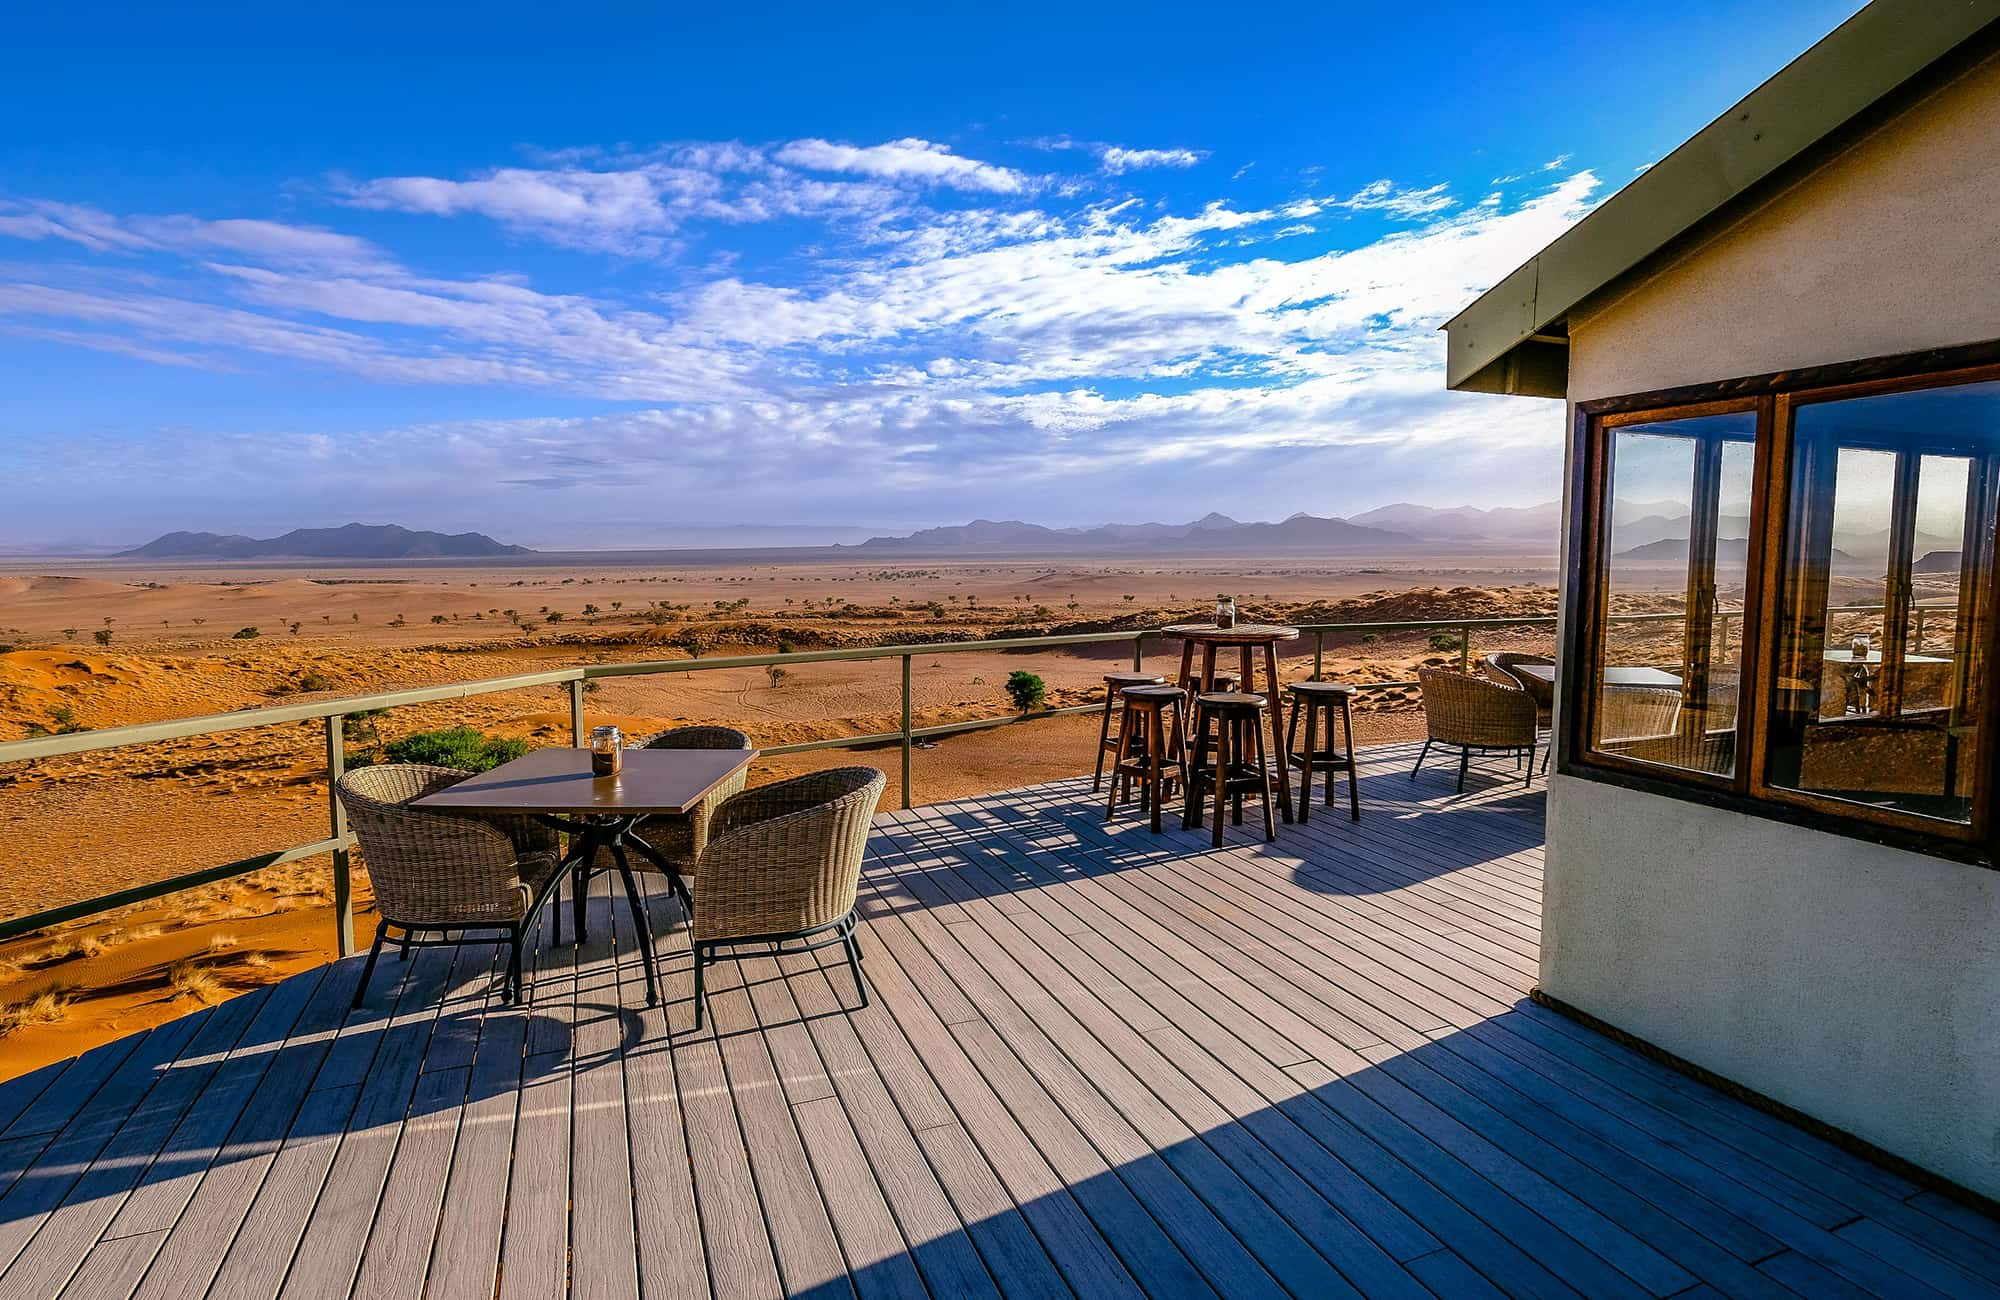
1766;379;1999;823
1593;411;1758;775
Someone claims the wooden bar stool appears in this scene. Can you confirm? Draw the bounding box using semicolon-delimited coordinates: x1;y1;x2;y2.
1286;681;1361;823
1104;684;1186;833
1094;671;1167;791
1182;691;1276;846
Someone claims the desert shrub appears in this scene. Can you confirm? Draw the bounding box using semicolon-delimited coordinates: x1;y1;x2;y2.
93;628;113;647
288;621;302;635
1360;632;1380;645
0;644;14;654
50;705;81;734
430;614;447;625
766;665;789;688
232;626;261;639
1428;632;1462;652
366;727;530;773
342;709;383;744
167;959;223;1004
297;672;333;692
1005;670;1046;713
545;611;565;623
0;983;77;1037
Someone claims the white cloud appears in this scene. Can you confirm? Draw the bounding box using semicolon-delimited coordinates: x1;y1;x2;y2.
1;151;1600;540
0;200;387;268
773;138;1030;194
1098;145;1205;174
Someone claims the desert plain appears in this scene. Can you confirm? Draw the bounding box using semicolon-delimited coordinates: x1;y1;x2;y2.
0;548;1570;1075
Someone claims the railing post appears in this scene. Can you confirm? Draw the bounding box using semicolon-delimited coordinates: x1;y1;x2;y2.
900;654;913;810
1459;624;1472;674
325;714;353;957
568;678;586;746
1313;631;1324;681
1132;632;1144;673
1913;606;1927;651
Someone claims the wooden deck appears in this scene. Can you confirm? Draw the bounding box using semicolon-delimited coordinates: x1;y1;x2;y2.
0;739;1995;1298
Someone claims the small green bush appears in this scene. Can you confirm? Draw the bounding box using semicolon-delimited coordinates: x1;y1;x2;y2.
1428;632;1462;652
232;626;261;640
297;672;333;692
1005;670;1046;713
364;727;530;773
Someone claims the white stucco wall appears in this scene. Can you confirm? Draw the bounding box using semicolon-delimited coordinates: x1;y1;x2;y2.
1545;48;2000;1196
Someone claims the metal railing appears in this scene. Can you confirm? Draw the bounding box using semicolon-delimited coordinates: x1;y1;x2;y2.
2;603;1939;947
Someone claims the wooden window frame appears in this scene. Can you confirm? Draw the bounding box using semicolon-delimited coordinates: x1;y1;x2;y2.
1564;340;2000;868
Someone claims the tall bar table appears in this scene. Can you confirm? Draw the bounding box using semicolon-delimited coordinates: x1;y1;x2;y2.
1162;622;1300;823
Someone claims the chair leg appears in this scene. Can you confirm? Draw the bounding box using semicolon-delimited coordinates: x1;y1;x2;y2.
505;929;525;1005
1342;698;1361;822
1093;691;1115;791
691;945;708;1031
1412;738;1431;778
1524;743;1536;787
1456;746;1470;794
1146;708;1165;834
1211;715;1230;849
1297;699;1316;826
844;921;869;1010
1183;709;1211;831
1251;709;1276;842
609;843;660;1008
551;874;562;946
351;920;388;1010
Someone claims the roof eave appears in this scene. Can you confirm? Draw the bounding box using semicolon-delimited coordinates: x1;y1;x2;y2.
1443;0;2000;398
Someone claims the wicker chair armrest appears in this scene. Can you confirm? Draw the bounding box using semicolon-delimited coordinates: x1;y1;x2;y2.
341;797;538;927
709;769;870;841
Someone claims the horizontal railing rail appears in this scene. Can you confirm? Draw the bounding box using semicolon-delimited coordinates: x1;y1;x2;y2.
0;602;1945;945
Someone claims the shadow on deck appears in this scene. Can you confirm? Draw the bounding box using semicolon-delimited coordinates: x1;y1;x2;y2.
0;740;1992;1298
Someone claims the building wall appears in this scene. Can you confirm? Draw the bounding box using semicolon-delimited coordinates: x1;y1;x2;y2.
1548;48;2000;1196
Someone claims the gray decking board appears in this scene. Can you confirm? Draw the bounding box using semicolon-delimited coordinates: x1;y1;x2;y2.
0;740;1988;1298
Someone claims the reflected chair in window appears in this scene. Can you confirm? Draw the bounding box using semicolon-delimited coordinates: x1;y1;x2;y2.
336;764;565;1007
690;767;887;1030
1414;668;1539;792
1594;685;1684;762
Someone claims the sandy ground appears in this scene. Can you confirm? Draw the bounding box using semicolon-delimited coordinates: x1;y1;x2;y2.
0;552;1566;1076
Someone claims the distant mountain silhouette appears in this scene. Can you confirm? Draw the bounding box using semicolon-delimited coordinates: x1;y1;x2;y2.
850;513;1415;554
1614;535;1867;569
1914;549;1963;573
1346;501;1563;541
117;523;532;559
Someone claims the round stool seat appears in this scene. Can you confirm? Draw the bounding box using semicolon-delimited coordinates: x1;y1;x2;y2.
1104;671;1167;687
1288;680;1356;697
1209;670;1241;687
1121;683;1183;702
1196;690;1267;711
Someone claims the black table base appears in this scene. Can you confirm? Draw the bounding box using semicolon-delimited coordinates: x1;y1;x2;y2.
540;814;692;1008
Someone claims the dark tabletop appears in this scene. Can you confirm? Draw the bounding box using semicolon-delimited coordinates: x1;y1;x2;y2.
1160;622;1300;643
410;746;754;816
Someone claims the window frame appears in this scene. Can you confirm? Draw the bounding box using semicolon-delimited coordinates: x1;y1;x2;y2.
1565;343;2000;866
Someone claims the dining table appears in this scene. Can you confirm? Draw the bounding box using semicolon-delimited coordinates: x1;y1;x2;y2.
413;745;755;1006
1161;622;1300;823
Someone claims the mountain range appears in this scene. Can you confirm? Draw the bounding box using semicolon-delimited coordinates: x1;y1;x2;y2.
117;524;532;560
850;502;1584;554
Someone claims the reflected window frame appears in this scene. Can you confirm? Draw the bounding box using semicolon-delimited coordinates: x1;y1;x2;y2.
1567;353;2000;864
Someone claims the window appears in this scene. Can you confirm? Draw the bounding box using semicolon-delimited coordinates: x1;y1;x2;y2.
1766;381;1998;823
1591;409;1756;778
1572;358;2000;857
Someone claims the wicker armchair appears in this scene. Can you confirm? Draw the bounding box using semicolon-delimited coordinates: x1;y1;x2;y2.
1481;653;1555;723
689;767;886;1030
336;764;564;1007
1596;684;1683;746
1415;668;1540;792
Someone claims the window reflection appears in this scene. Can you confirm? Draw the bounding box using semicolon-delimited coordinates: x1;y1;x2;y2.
1593;411;1757;776
1766;380;1999;822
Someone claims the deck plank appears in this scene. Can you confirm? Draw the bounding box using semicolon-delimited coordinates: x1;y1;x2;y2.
0;742;1989;1298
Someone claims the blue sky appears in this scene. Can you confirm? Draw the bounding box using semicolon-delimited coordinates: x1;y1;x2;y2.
0;1;1863;549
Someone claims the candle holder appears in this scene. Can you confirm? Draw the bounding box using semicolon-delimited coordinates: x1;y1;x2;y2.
590;724;623;778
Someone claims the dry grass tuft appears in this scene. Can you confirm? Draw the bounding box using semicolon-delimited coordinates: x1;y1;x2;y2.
206;933;240;953
166;960;224;1004
0;983;79;1037
239;951;273;970
36;932;107;964
128;922;166;941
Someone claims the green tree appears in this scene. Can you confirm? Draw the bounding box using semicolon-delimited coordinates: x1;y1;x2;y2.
92;628;113;647
232;626;260;639
1005;671;1046;713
